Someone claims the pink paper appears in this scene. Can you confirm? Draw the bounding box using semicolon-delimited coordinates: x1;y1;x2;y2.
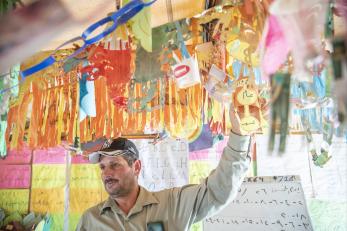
189;150;209;160
270;0;328;81
0;165;31;188
33;147;66;164
261;15;289;76
71;155;89;164
0;148;32;165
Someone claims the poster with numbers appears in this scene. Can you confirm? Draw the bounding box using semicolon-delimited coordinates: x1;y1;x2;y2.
203;175;313;231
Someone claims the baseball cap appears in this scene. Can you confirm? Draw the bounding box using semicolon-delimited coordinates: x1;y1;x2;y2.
88;137;139;163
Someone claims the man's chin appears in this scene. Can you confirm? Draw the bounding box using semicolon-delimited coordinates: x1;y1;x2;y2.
108;190;123;198
104;183;116;193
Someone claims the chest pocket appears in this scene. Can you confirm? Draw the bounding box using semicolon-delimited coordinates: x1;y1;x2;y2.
147;222;165;231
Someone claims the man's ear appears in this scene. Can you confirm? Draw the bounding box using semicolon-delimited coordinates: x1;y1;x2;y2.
133;159;141;176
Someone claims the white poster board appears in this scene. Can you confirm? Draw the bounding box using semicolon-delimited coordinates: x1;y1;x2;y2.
256;134;314;197
133;138;189;191
310;135;347;200
256;134;347;201
203;176;313;231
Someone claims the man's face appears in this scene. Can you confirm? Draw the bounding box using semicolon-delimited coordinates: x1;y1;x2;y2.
99;155;140;198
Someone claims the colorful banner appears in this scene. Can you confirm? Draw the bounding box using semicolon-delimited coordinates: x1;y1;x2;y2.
0;189;29;214
69;188;103;213
71;155;89;164
30;188;65;213
0;165;31;188
70;164;102;188
31;164;66;188
0;148;32;164
33;147;66;164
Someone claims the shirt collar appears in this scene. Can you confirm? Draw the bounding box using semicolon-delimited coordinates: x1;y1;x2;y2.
100;186;159;216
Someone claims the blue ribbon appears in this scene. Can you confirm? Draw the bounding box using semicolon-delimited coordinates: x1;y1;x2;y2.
16;0;157;82
174;21;190;59
21;56;56;78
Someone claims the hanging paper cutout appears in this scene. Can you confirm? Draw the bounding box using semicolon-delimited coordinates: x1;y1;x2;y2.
0;65;19;158
163;79;203;139
88;41;132;107
269;73;291;153
134;46;163;83
127;78;165;113
332;38;347;125
133;24;168;83
302;115;333;167
205;64;233;103
260;14;289;79
123;0;152;52
270;0;328;82
79;61;96;122
231;64;269;134
171;22;201;89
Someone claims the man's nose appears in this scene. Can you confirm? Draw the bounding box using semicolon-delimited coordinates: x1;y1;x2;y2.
102;167;113;177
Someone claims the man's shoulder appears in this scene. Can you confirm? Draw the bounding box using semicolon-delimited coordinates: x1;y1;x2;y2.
82;200;106;216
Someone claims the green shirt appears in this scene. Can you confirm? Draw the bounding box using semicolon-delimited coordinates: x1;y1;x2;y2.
76;132;251;231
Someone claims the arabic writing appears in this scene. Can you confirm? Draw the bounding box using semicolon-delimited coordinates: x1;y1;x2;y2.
205;214;311;230
204;176;313;231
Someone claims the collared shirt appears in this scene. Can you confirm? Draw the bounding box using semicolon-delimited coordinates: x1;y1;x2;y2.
76;132;251;231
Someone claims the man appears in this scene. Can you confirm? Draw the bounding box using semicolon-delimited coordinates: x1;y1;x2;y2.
76;108;252;231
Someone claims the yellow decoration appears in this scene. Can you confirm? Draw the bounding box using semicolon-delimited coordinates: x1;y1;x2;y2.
226;39;259;66
233;76;261;133
70;188;103;213
0;189;29;214
31;165;66;188
236;88;259;131
30;188;65;213
124;0;152;52
71;164;103;188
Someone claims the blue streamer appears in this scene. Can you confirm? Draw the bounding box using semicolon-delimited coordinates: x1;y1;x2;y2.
1;0;158;93
175;21;190;59
232;60;242;79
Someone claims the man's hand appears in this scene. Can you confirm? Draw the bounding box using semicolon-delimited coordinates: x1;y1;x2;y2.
230;103;251;136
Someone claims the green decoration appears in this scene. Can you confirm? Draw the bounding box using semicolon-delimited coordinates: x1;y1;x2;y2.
0;0;23;15
269;73;291;153
0;64;19;158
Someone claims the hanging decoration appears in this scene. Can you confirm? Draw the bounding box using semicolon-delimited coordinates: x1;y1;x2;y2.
269;0;328;82
79;60;96;122
259;14;289;80
302;115;333;167
268;72;291;153
204;64;233;103
232;64;268;134
0;65;19;158
171;21;201;89
123;0;153;52
332;38;347;125
0;0;156;94
1;0;275;151
87;39;132;108
290;61;336;166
